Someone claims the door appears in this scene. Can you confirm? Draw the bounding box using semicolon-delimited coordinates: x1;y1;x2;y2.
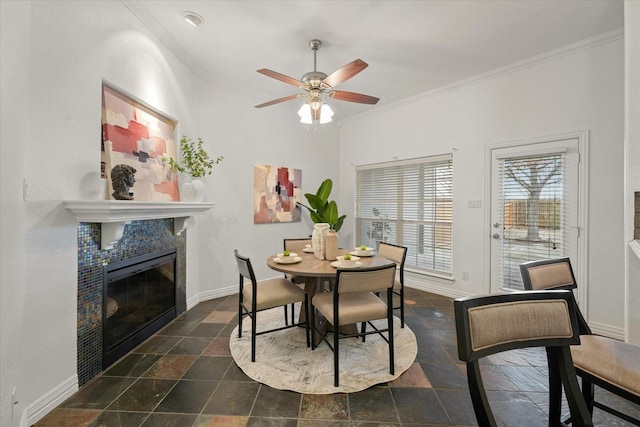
490;138;580;293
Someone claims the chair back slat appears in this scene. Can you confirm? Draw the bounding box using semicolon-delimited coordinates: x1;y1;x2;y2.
284;238;312;253
377;242;407;266
455;290;580;363
520;257;576;291
234;250;255;283
455;290;592;427
467;299;574;353
336;264;396;294
520;257;590;334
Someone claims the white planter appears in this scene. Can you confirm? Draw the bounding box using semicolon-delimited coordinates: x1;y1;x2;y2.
181;178;205;202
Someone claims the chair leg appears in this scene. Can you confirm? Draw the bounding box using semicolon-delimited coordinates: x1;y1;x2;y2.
581;377;595;416
466;361;497;427
361;321;367;342
552;347;593;427
399;286;405;328
251;310;257;362
238;301;243;338
303;296;310;348
310;302;316;350
334;320;340;387
546;348;564;426
291;303;295;325
388;301;394;375
284;305;289;326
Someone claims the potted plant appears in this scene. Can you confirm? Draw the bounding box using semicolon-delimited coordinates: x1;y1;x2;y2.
164;136;223;201
165;136;223;177
298;178;346;232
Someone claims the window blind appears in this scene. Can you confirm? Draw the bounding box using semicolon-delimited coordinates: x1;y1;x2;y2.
355;155;453;275
497;152;566;290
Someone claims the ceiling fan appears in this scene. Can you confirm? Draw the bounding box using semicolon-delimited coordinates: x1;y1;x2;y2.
254;39;379;122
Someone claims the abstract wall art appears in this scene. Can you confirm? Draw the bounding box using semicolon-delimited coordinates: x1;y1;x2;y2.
254;164;302;223
101;83;180;201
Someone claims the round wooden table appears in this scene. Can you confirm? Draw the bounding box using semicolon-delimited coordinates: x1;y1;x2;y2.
266;248;392;278
266;249;393;344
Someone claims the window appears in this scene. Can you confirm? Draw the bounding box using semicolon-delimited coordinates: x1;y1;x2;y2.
355;155;453;275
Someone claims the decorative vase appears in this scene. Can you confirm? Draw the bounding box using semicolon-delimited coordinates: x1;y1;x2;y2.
181;178;205;202
312;223;329;260
324;229;338;261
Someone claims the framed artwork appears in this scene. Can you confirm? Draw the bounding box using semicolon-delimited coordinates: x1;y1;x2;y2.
101;83;180;201
254;164;302;223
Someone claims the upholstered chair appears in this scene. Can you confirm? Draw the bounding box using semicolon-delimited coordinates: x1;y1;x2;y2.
310;263;396;387
377;242;408;327
234;249;309;362
520;258;640;425
455;290;593;427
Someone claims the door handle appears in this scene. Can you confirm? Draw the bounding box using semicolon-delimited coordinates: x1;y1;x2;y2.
492;233;500;239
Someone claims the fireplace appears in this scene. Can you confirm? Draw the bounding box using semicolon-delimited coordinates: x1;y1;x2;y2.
76;219;187;386
103;248;177;369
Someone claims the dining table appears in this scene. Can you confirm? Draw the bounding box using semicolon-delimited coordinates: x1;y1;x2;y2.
266;247;394;343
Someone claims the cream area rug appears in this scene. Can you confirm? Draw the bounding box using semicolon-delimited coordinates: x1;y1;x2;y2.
229;307;417;394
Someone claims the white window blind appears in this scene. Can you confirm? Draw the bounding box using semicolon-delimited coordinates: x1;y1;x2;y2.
355;155;453;275
497;152;566;290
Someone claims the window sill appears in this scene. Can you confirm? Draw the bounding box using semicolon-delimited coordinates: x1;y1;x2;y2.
405;267;455;283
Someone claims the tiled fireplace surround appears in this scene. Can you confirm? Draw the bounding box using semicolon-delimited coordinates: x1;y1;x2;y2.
76;219;187;386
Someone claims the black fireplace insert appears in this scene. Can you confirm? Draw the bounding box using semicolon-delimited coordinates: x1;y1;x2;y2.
102;248;177;369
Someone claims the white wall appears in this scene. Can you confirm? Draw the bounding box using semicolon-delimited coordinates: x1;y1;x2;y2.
338;34;626;336
1;1;31;425
625;1;640;345
0;1;338;426
189;81;340;304
0;1;630;425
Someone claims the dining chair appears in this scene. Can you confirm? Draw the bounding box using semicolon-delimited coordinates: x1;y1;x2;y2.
234;249;310;362
310;263;396;387
377;242;408;327
282;238;313;325
520;258;640;426
455;290;593;427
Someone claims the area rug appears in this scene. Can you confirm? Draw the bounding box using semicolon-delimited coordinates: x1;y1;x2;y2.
229;307;417;394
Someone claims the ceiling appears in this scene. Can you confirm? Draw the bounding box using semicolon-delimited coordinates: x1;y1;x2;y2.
123;0;624;122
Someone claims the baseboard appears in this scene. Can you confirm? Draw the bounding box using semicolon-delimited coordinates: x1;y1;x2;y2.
186;285;237;310
405;276;472;300
22;374;78;427
589;321;625;341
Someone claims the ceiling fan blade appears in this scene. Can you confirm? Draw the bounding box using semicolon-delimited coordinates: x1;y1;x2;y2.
257;69;305;88
254;94;303;108
328;90;379;105
322;59;368;88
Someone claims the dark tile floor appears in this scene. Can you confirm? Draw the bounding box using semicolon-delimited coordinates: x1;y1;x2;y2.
35;288;639;426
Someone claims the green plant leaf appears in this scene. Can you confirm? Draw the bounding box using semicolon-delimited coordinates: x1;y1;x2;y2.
316;179;332;204
304;193;324;210
325;201;338;227
334;215;346;232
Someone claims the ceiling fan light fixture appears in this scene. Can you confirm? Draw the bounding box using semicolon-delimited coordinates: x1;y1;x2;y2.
181;11;203;28
298;104;313;124
319;103;334;124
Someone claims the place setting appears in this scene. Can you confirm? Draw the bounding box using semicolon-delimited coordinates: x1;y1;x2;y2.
330;254;362;269
272;250;302;264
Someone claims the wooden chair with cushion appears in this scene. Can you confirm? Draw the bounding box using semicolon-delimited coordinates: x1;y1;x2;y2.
310;263;397;387
455;290;593;427
282;238;313;325
520;258;640;426
377;242;408;327
234;249;310;362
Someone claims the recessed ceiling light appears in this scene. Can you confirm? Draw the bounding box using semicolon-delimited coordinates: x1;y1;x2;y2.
181;11;203;28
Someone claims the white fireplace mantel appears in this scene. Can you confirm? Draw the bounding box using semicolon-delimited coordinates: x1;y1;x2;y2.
64;200;214;250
